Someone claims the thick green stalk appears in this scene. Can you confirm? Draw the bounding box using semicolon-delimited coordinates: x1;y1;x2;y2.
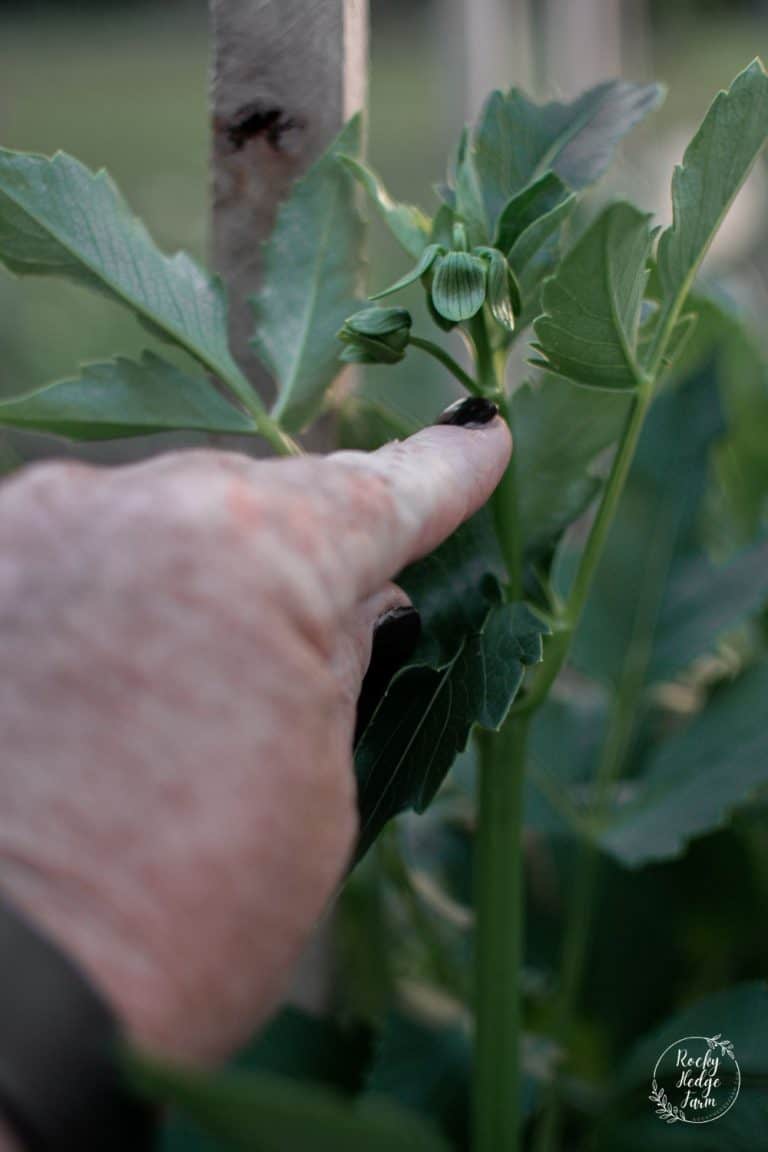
532;385;655;1152
472;308;527;1152
474;719;529;1152
494;395;524;600
516;384;653;715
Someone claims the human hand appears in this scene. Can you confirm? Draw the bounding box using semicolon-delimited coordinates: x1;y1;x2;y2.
0;400;510;1065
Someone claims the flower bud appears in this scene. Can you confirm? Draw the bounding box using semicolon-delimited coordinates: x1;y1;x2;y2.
337;307;413;364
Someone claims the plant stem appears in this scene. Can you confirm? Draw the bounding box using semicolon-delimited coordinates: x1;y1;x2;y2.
410;335;482;395
516;385;653;715
466;314;523;596
472;306;528;1152
238;387;301;455
213;361;301;456
494;395;524;599
532;385;655;1152
469;314;498;399
474;719;529;1152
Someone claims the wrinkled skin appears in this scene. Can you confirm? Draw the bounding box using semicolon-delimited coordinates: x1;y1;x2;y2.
0;418;510;1082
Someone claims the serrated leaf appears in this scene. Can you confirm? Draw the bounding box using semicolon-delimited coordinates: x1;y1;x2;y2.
0;148;247;392
0;353;253;440
655;61;768;331
252;116;365;432
598;660;768;867
354;602;546;858
495;172;571;254
431;252;486;322
339;155;430;259
533;203;653;390
397;508;507;663
132;1056;449;1152
464;81;662;237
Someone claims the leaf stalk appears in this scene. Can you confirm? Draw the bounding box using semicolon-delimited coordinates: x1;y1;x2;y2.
409;335;481;395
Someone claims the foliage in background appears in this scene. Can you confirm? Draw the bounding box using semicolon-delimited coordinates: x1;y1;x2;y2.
0;44;767;1152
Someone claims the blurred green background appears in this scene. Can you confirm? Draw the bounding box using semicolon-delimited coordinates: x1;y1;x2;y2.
1;0;767;427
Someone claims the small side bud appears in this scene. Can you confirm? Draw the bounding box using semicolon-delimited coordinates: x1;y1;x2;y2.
337;307;413;364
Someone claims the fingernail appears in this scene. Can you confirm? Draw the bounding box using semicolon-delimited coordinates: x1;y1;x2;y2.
354;607;421;745
436;396;498;428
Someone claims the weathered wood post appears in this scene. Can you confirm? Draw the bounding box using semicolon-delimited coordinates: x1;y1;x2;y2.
210;0;368;1009
211;0;367;399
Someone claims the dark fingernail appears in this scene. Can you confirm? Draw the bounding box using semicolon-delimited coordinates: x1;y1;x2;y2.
354;607;421;745
436;396;498;428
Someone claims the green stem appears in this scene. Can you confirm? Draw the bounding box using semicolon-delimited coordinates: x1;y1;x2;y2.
471;305;528;1152
494;394;524;599
410;335;481;395
469;314;498;399
474;719;529;1152
566;388;652;625
237;387;301;455
516;384;653;715
467;314;523;597
532;386;655;1152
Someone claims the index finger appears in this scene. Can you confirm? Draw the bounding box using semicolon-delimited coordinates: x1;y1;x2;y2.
324;407;511;605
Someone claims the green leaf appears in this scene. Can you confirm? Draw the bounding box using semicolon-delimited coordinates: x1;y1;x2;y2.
354;602;546;857
395;508;507;664
463;80;662;237
526;691;606;838
649;533;768;680
0;353;253;440
507;193;576;324
339;156;430;258
429;204;455;248
0;148;246;392
475;247;519;331
366;1013;470;1145
338;306;412;364
253;116;365;432
714;311;768;545
430;252;487;322
235;1007;369;1093
655;61;768;336
533;203;654;391
598;660;768;867
131;1056;449;1152
512;373;630;561
596;982;768;1151
495;172;571;254
369;244;443;301
571;364;768;687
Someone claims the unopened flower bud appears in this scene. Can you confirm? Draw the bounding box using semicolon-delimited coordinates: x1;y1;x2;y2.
338;307;413;364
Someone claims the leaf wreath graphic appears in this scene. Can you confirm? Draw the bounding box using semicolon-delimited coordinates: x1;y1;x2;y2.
706;1034;736;1059
649;1079;684;1124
